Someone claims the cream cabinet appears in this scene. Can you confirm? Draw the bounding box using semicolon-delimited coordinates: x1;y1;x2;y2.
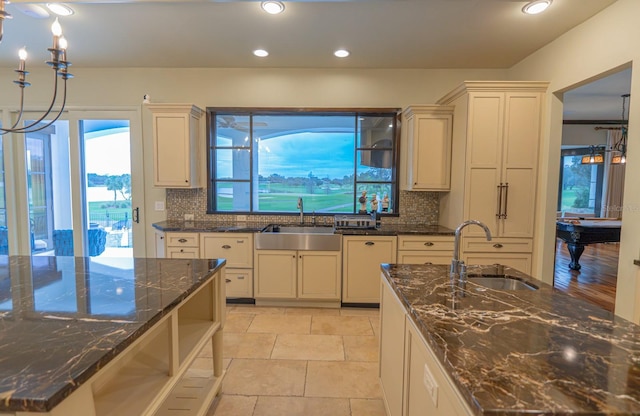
400;106;454;191
164;232;200;259
201;233;254;298
342;236;397;304
397;235;454;265
148;104;203;188
437;82;548;274
254;250;341;301
379;276;473;416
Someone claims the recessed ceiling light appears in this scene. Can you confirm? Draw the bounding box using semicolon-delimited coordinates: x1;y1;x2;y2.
253;49;269;57
47;3;74;16
261;1;285;15
334;49;350;58
522;0;552;15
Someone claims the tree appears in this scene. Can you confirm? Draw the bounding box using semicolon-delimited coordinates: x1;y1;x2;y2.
105;175;123;204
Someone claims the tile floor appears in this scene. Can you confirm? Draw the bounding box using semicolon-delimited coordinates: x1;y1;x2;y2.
203;305;386;416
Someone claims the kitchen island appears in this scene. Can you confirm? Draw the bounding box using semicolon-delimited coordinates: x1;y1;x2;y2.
380;263;640;415
0;255;226;416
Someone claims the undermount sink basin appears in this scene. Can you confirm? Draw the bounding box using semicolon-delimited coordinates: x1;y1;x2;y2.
466;275;538;291
255;224;341;251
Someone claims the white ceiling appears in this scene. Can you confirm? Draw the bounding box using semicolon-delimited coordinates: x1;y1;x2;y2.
0;0;628;118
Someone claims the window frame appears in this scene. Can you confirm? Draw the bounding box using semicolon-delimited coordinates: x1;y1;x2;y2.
206;107;401;216
558;147;604;216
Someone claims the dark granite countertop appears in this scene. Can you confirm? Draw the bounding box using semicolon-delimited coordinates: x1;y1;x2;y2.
152;220;454;236
381;263;640;415
0;255;225;413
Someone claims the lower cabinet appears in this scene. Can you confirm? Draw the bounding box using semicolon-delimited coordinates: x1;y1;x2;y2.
201;233;254;298
380;277;473;416
254;250;341;301
342;236;397;304
397;235;454;265
462;237;532;273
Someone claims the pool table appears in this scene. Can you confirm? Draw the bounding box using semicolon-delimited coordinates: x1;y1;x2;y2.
556;219;621;270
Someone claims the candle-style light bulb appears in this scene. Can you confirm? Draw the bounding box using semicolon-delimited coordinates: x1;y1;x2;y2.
51;18;62;37
59;36;68;61
18;47;27;71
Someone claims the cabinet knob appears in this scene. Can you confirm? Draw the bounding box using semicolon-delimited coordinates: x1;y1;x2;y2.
185;180;189;183
222;245;231;249
160;236;164;240
365;241;375;246
493;243;503;249
180;249;184;252
178;238;188;243
225;279;231;283
424;242;434;247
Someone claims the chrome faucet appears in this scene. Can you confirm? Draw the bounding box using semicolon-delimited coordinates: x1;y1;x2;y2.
451;220;492;282
297;197;304;224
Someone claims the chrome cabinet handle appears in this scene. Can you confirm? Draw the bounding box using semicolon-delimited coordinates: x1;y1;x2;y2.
222;245;231;249
503;182;509;219
365;241;375;246
178;238;188;243
493;243;503;248
424;242;434;247
496;183;503;218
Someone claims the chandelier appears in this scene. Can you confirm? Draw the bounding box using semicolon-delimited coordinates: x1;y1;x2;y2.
582;93;630;165
0;1;73;135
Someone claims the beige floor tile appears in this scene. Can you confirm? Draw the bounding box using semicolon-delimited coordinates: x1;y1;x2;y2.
224;333;276;359
247;314;311;334
209;394;257;416
230;305;286;314
253;396;350;416
344;335;379;362
350;398;387;416
223;358;307;396
284;307;340;316
305;361;382;399
340;307;380;317
310;316;373;336
224;313;255;333
369;317;381;338
271;334;344;361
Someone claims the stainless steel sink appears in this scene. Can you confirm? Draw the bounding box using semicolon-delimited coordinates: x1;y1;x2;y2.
466;275;538;291
255;224;341;251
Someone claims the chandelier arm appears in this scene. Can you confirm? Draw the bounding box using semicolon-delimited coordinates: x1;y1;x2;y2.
11;78;67;134
6;71;61;133
10;87;26;130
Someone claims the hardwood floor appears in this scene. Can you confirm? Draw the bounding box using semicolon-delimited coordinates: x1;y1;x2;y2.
553;239;618;313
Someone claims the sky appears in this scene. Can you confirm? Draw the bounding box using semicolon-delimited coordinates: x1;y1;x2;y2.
84;130;131;176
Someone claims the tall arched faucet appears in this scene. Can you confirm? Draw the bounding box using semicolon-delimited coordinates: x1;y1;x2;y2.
451;220;492;281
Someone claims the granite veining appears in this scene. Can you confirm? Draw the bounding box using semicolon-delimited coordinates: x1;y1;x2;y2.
152;220;454;236
381;263;640;415
0;255;225;412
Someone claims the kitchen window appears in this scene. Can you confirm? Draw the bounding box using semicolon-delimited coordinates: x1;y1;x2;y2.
207;109;400;215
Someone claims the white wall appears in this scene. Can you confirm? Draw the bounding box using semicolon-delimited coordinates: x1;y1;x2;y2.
508;0;640;322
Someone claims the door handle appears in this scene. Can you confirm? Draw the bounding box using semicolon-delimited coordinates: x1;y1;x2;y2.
133;207;140;224
502;182;509;219
496;183;503;219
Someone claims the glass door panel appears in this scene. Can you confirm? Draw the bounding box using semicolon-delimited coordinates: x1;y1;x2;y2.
80;120;133;258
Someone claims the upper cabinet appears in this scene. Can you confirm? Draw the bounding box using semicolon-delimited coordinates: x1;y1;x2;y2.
148;104;203;188
400;105;454;191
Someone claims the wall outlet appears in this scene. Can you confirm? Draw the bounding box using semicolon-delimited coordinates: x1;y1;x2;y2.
184;214;195;221
237;215;247;222
154;201;165;211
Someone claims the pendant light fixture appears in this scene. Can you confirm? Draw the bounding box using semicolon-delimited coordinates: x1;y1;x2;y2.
611;93;630;165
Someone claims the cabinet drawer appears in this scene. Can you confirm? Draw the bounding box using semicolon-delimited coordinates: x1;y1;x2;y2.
166;232;199;248
462;237;532;253
398;235;454;251
397;252;451;265
226;269;253;298
462;252;532;275
200;233;253;268
166;246;200;259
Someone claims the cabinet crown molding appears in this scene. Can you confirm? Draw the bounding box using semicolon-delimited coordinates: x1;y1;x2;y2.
402;105;455;117
436;81;550;105
146;103;203;118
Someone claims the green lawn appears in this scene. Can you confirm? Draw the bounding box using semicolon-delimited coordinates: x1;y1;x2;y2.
560;186;588;212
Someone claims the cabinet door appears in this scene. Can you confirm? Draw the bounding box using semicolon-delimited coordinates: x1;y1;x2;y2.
200;233;253;268
411;113;453;190
155;231;165;258
405;319;472;416
342;236;397;304
464;92;504;237
255;250;297;299
380;279;407;416
500;92;541;238
226;269;253;298
297;251;341;300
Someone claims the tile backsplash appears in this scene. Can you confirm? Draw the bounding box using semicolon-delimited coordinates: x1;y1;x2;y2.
166;189;440;225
